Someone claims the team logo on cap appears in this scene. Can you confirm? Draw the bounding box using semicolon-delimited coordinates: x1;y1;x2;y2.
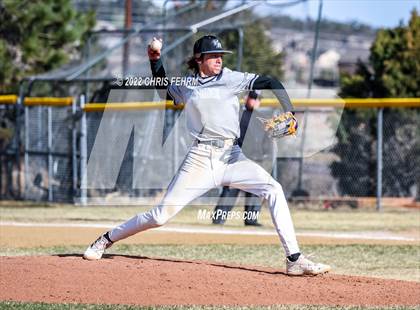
212;39;222;49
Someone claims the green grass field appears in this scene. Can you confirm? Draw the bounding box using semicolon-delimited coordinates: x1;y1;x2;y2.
1;203;419;233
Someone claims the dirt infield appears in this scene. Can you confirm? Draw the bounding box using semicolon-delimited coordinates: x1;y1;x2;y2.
1;255;419;306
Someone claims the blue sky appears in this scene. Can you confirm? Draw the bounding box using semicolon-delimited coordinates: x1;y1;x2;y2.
258;0;419;28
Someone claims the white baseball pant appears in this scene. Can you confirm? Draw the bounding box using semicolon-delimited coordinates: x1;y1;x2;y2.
109;142;300;256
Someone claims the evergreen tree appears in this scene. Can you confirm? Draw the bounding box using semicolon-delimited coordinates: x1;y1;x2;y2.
332;10;420;197
0;0;95;94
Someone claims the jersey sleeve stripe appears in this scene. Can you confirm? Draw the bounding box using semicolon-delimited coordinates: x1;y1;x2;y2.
248;74;259;90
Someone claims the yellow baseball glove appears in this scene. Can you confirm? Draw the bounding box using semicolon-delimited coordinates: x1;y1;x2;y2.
257;111;298;138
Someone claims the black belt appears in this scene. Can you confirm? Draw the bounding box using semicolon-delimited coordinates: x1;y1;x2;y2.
197;138;239;148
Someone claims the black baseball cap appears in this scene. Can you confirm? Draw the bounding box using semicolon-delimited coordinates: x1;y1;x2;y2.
193;35;232;57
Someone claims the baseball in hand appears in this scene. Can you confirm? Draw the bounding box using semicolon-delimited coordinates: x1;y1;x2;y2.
149;38;162;51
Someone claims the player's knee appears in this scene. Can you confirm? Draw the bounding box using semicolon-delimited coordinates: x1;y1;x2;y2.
265;182;284;198
151;215;168;227
147;204;177;227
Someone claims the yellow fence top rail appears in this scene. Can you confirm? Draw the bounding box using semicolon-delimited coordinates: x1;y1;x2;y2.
84;101;184;112
24;97;73;106
83;97;420;111
289;98;420;108
0;95;18;104
0;95;73;106
1;95;419;109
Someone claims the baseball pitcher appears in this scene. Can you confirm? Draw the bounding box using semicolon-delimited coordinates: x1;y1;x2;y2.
84;35;330;276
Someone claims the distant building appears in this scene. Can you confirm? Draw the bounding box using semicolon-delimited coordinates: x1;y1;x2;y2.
338;48;370;75
314;49;341;86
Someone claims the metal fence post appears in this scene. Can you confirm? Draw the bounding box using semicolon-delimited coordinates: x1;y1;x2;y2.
80;94;88;206
24;104;29;201
376;107;383;211
47;106;53;202
16;82;26;199
71;98;78;201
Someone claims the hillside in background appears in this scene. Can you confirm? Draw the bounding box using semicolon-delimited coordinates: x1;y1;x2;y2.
264;14;376;86
267;14;377;37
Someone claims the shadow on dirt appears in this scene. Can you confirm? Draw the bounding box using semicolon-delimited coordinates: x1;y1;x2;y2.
55;253;287;276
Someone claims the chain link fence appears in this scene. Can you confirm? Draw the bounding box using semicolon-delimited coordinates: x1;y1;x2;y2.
0;103;20;200
5;97;415;204
24;104;75;202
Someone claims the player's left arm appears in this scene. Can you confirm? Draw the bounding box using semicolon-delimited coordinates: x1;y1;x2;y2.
252;76;298;138
232;70;297;138
251;76;294;113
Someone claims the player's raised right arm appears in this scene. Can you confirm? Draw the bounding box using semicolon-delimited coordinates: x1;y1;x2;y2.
147;37;183;105
148;37;166;79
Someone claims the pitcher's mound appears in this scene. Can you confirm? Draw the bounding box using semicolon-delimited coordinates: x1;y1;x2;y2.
1;255;419;306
